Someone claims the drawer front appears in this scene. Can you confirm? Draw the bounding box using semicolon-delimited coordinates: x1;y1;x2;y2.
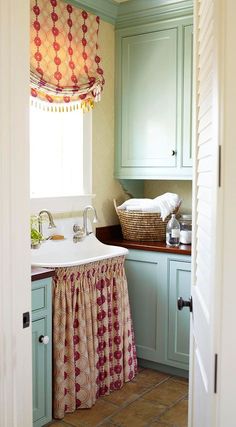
32;285;46;312
32;279;51;312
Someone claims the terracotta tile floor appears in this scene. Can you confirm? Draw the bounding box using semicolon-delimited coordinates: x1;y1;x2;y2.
48;368;188;427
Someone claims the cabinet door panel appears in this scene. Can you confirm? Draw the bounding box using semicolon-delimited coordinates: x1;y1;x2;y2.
167;260;191;367
125;256;164;362
32;317;47;423
32;278;52;427
122;28;177;168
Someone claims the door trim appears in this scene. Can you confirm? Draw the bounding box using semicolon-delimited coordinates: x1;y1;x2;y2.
0;1;32;426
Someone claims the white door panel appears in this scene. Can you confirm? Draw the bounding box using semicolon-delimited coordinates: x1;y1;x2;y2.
216;1;236;424
189;0;220;425
192;344;210;426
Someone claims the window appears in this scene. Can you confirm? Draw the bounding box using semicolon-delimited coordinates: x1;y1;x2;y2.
30;104;92;212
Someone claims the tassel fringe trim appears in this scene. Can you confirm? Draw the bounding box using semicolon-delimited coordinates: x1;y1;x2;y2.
30;97;95;112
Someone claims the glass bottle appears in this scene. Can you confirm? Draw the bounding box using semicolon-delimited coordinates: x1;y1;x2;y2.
179;214;192;244
166;214;180;247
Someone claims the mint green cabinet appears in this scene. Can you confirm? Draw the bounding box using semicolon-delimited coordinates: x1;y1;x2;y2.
121;28;178;170
32;278;52;427
125;250;191;372
115;17;193;180
125;251;166;362
167;259;191;369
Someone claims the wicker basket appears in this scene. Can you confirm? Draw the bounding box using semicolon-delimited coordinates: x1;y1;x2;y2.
114;199;181;242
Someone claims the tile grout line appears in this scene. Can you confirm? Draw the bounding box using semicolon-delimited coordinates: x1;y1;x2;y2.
49;373;188;427
118;374;189;427
95;375;175;426
103;374;172;408
151;393;189;425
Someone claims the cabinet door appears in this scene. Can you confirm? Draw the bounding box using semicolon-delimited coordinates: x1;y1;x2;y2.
121;28;178;169
125;251;165;362
32;316;52;427
182;24;193;167
167;259;191;368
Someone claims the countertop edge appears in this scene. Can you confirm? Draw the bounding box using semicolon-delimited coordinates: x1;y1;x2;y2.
96;225;191;256
31;267;56;282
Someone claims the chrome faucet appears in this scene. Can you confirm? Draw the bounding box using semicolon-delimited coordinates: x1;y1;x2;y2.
83;205;98;236
38;210;56;235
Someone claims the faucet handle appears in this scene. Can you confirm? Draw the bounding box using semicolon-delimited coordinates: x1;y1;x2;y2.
73;224;84;233
73;224;85;242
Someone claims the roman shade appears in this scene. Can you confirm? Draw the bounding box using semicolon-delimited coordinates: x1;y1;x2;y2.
30;0;105;109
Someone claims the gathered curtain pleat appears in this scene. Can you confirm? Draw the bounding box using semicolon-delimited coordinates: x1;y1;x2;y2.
30;0;105;108
52;256;137;419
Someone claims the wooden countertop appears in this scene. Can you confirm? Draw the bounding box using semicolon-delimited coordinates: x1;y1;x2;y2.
31;267;55;282
96;225;191;256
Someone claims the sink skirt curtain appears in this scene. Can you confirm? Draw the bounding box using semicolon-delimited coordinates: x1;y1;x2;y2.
52;256;137;419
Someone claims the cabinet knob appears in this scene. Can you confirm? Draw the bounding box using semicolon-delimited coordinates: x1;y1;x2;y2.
171;150;177;156
39;335;49;345
177;296;192;312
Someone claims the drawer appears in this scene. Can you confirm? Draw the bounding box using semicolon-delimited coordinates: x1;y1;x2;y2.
32;286;46;312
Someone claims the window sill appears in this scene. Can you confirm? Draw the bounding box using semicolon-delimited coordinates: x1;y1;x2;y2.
30;194;95;215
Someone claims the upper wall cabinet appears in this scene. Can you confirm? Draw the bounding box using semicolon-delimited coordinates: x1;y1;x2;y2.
115;16;193;180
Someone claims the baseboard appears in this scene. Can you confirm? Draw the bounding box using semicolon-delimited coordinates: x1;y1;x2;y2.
138;358;189;379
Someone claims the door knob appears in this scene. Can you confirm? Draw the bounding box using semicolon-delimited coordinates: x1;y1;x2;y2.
177;296;192;312
171;150;177;156
39;335;49;345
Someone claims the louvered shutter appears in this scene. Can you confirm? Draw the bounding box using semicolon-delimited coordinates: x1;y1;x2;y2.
189;0;220;425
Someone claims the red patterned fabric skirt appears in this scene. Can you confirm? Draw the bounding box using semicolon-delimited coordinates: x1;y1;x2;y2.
52;256;137;419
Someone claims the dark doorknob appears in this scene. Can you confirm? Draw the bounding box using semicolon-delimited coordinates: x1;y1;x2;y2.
177;296;192;312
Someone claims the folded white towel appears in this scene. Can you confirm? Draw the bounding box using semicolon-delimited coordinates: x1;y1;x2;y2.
118;199;156;212
118;193;181;221
153;193;181;220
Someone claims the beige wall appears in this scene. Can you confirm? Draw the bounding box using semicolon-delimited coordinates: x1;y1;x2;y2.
92;22;193;226
31;21;193;226
75;20;193;226
53;20;125;226
144;180;192;214
92;20;125;227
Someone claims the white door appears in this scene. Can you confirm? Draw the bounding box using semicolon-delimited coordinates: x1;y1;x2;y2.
213;1;236;425
188;0;222;425
0;1;32;426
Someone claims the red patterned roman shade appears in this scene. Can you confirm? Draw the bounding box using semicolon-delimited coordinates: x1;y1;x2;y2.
30;0;105;108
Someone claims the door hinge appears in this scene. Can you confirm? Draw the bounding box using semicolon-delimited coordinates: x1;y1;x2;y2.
218;145;222;187
214;353;218;393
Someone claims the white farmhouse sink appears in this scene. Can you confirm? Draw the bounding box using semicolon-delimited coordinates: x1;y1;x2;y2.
31;233;128;268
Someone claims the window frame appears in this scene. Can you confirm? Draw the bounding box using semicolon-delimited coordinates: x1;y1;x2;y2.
30;109;93;214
